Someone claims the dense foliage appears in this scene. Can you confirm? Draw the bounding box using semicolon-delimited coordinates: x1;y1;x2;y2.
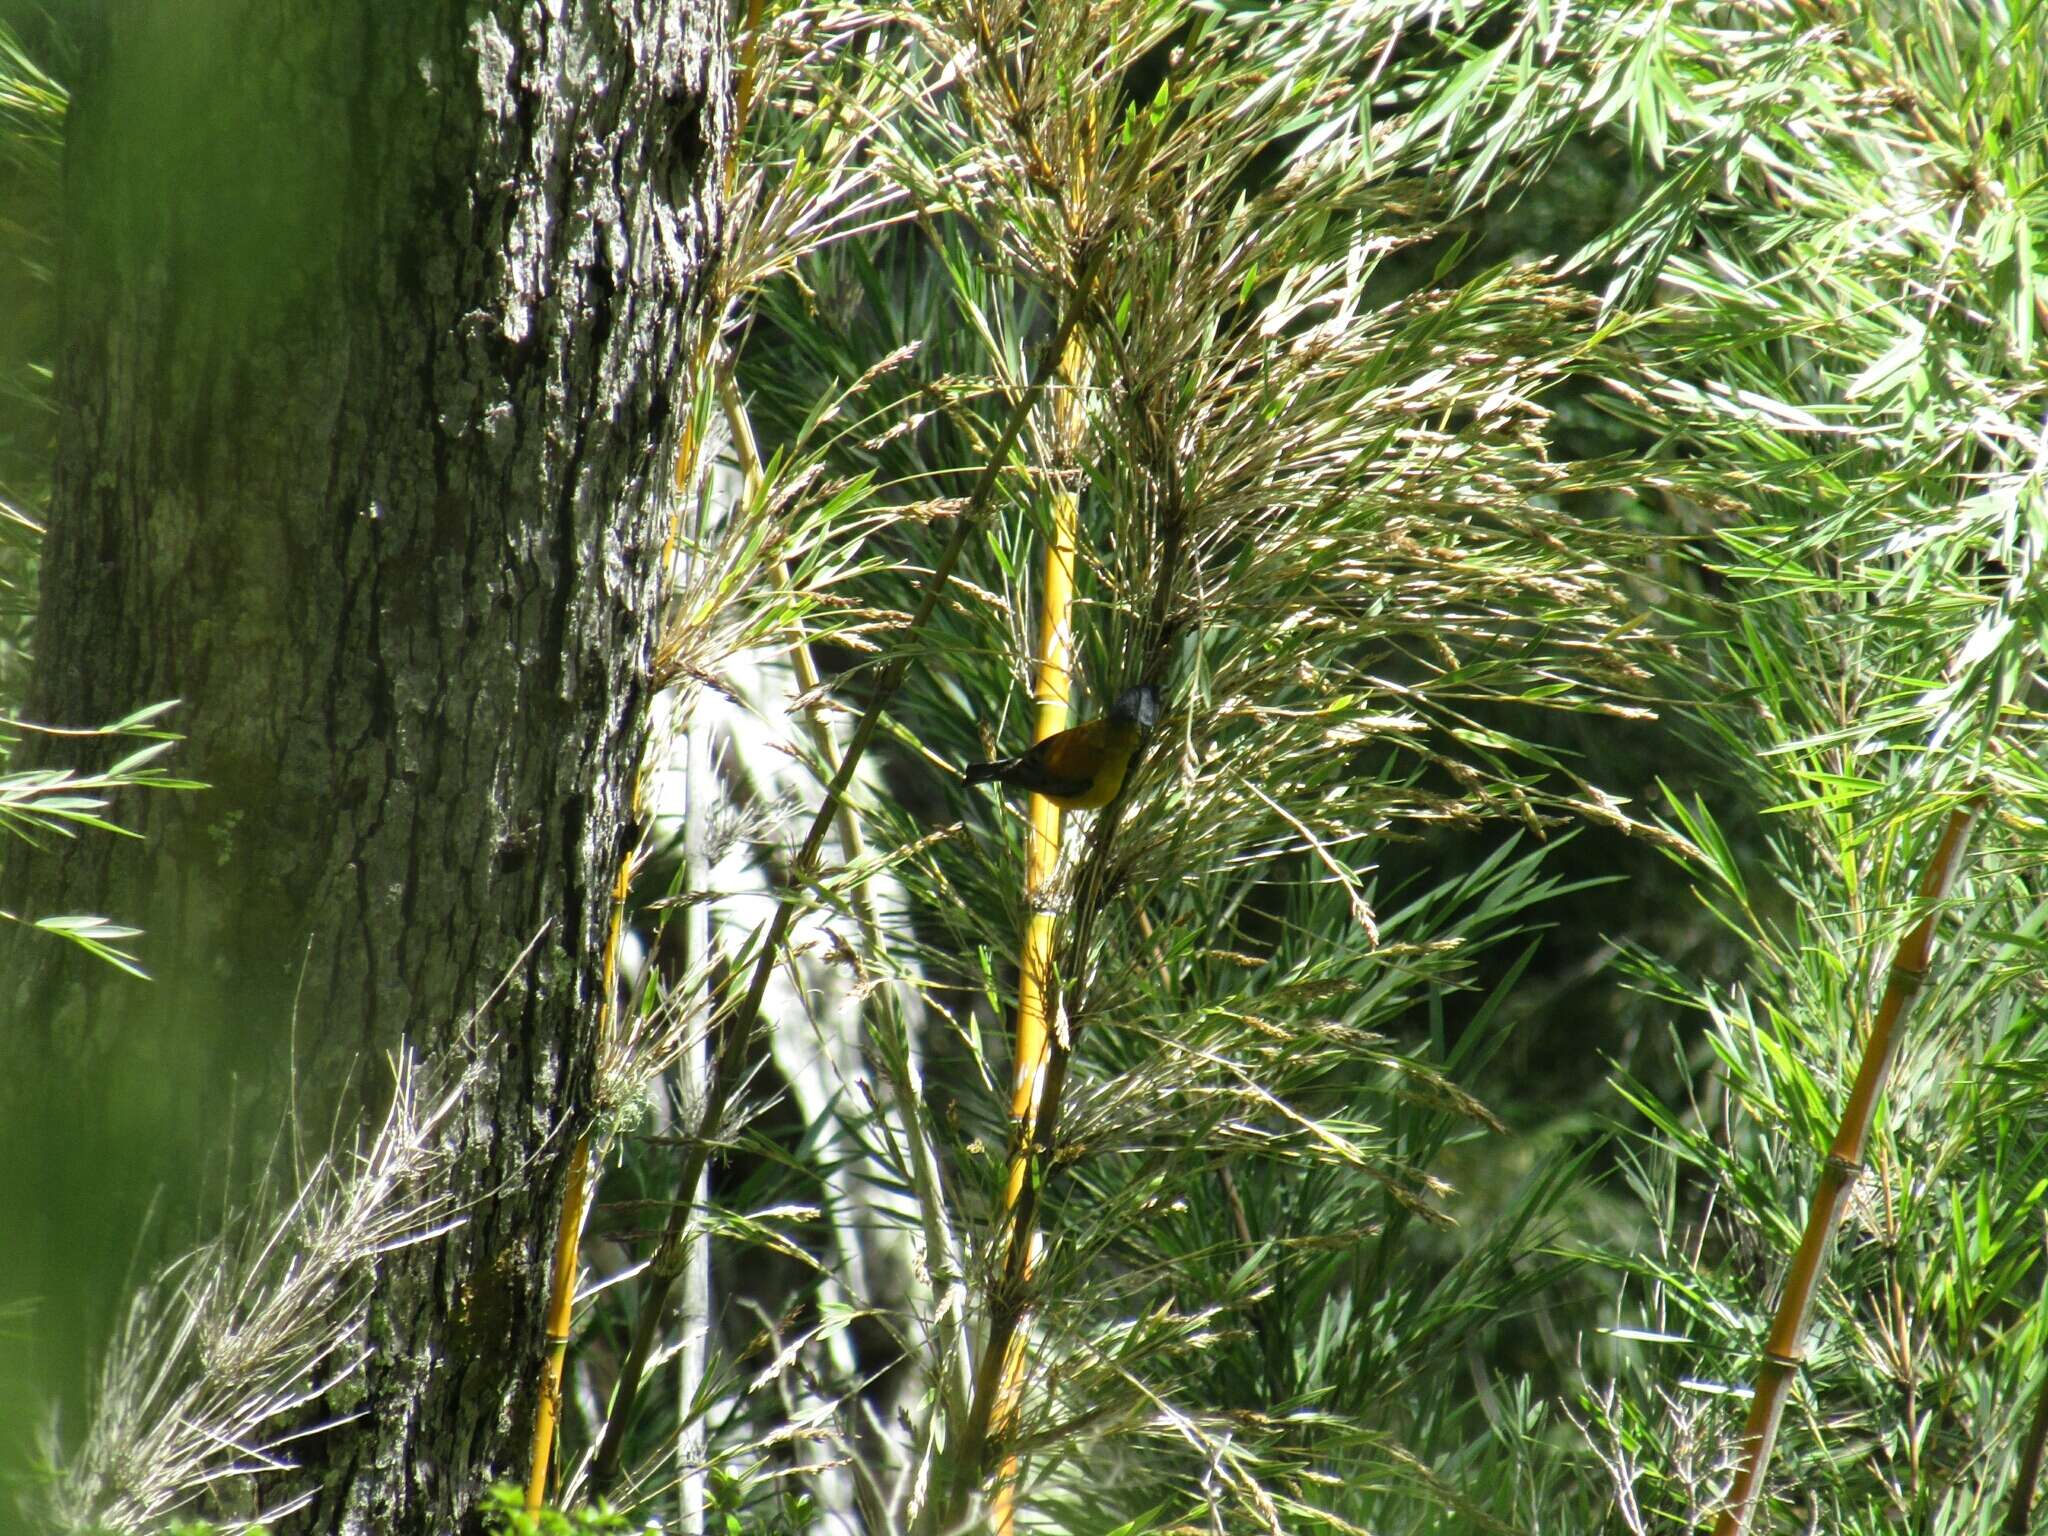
5;1;2048;1533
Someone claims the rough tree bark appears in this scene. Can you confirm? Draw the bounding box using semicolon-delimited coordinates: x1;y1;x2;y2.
0;1;727;1527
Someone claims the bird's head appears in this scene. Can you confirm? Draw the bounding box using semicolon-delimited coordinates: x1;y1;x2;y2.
1109;684;1160;731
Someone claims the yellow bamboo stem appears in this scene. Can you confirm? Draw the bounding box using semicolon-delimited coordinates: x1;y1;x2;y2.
976;315;1088;1531
526;845;639;1512
525;1133;593;1509
986;484;1074;1534
1714;797;1985;1536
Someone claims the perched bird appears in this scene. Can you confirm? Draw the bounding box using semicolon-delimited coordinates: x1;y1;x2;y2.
962;684;1161;811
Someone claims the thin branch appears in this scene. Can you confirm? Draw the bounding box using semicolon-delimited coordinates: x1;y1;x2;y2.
721;355;973;1436
1714;795;1987;1536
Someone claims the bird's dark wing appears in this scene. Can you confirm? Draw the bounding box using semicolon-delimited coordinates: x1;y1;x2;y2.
961;754;1017;786
1005;737;1095;799
964;740;1093;800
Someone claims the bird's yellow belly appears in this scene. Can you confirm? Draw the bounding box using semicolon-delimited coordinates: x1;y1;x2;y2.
1038;722;1139;809
1046;761;1125;810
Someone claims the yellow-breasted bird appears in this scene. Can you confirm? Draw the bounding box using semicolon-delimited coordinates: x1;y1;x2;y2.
962;684;1160;811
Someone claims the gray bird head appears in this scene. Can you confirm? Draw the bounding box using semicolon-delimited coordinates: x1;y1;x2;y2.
1110;684;1160;731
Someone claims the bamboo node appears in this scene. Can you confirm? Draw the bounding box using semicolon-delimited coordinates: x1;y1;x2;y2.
1823;1153;1864;1182
1762;1345;1805;1369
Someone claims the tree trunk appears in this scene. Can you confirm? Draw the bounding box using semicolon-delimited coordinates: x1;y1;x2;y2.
0;1;727;1527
